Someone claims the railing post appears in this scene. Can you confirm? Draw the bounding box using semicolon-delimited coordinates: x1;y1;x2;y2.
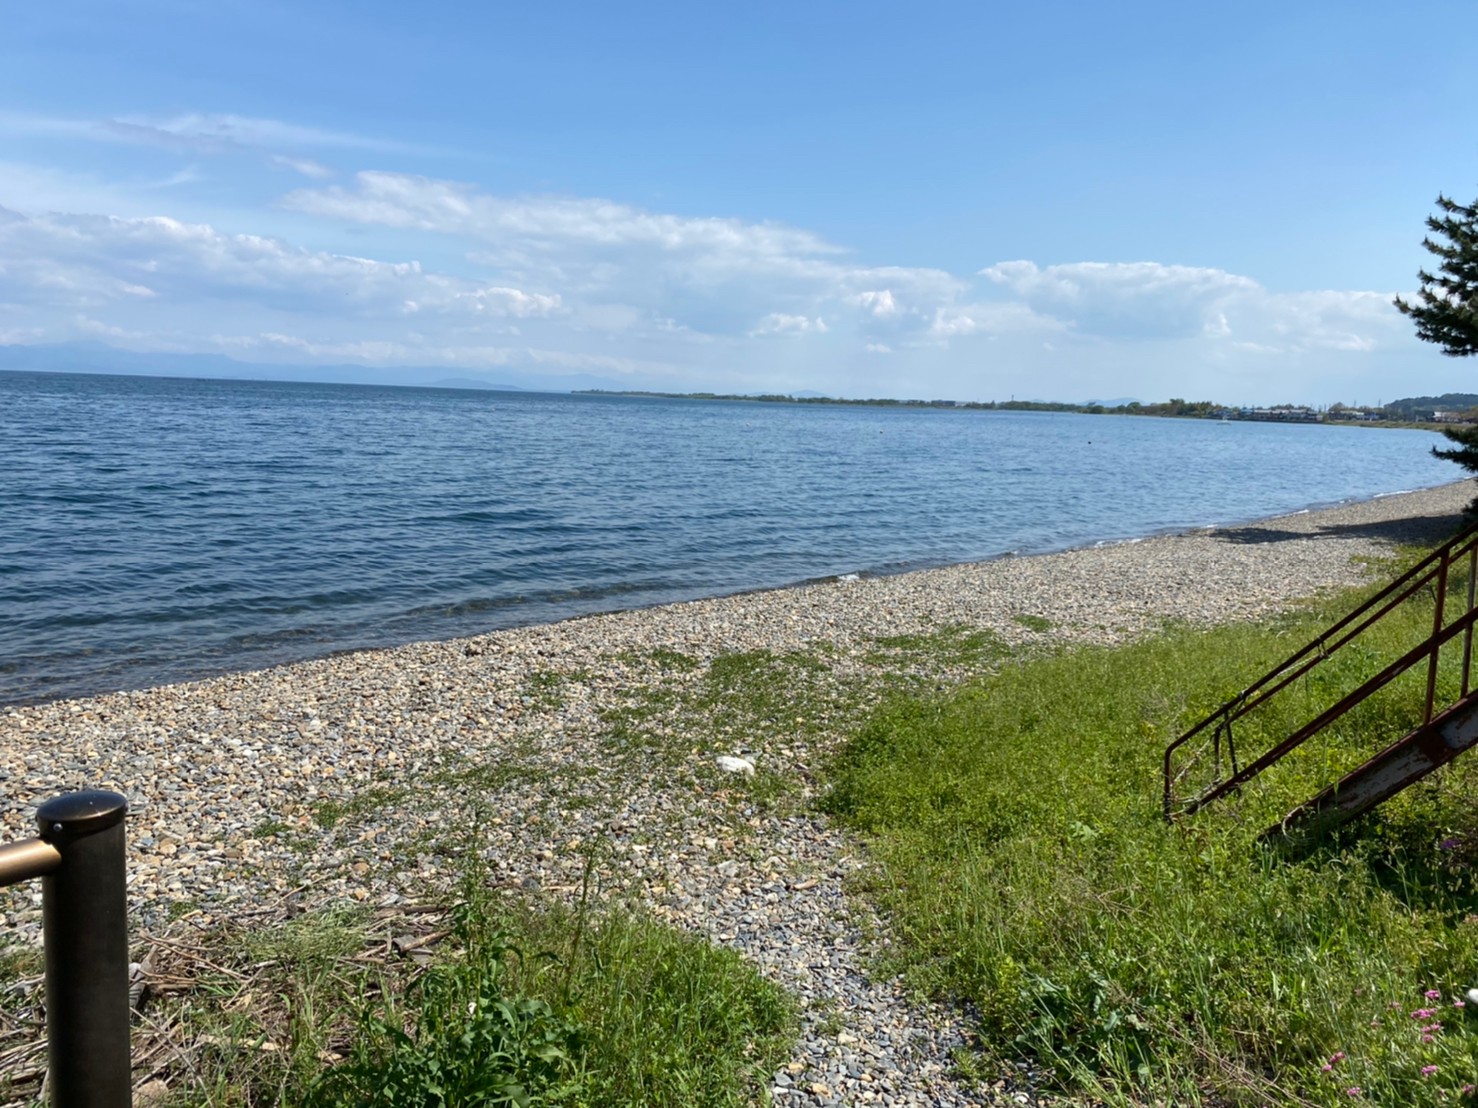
36;790;130;1108
1427;550;1450;724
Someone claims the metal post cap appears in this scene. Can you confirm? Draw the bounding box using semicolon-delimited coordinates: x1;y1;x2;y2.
36;791;128;838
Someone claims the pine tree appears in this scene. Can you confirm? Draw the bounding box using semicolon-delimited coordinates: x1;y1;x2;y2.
1395;192;1478;501
1396;193;1478;355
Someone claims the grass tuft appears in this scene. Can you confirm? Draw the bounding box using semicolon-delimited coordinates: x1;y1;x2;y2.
825;569;1478;1105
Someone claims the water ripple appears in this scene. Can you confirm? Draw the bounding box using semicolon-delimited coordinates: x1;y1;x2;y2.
0;370;1459;704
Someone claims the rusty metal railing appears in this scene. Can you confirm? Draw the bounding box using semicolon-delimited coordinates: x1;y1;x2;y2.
1164;521;1478;821
0;791;130;1106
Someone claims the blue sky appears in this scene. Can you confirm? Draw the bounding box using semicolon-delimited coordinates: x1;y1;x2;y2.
1;0;1475;402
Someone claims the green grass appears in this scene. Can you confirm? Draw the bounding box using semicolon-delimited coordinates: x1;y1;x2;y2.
865;623;1012;672
159;873;794;1108
311;785;410;830
824;566;1478;1105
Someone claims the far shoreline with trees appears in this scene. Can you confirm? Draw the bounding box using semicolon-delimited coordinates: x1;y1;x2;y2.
575;388;1478;430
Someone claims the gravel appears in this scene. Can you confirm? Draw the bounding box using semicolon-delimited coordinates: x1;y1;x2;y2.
2;480;1470;1105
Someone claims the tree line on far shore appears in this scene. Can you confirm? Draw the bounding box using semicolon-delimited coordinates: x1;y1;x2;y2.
573;389;1475;425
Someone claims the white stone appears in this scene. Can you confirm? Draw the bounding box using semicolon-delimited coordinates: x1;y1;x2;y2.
716;755;755;776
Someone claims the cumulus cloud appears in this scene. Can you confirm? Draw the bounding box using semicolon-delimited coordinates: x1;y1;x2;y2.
0;208;561;320
852;289;899;316
974;259;1405;357
0;170;1429;402
979;260;1258;339
285;171;843;263
283;172;965;336
928;301;1065;340
751;313;828;336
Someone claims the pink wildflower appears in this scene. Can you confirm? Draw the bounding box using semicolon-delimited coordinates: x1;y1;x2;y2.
1413;1008;1437;1019
1423;1033;1435;1043
1428;989;1444;1000
1346;1088;1362;1098
1455;999;1467;1008
1423;1065;1440;1077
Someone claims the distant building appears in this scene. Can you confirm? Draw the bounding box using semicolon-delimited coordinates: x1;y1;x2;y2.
1237;407;1322;423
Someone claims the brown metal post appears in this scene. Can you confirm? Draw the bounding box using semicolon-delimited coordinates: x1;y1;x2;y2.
1465;545;1476;698
36;790;130;1108
1427;550;1450;724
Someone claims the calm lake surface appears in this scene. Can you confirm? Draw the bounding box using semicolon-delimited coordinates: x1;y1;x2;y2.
0;370;1459;704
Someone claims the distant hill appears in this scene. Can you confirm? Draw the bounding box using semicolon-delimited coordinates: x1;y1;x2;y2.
428;377;526;391
1385;393;1478;418
0;342;627;393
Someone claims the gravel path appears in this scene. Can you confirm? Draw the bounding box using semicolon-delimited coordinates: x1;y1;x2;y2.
2;480;1471;1105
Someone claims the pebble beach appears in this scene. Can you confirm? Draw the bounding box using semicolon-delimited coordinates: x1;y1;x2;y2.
2;480;1472;1106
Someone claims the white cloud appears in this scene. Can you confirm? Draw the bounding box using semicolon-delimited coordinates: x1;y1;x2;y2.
929;301;1065;340
0;110;407;155
974;259;1404;357
979;260;1258;339
286;171;843;262
270;155;334;180
852;289;899;316
0;208;561;320
283;172;965;337
751;313;828;336
202;330;666;376
0;171;1440;403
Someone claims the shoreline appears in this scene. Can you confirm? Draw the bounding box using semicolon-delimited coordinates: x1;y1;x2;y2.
2;478;1474;1105
7;477;1471;710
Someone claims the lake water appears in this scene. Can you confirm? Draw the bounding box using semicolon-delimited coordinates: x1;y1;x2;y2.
0;370;1460;704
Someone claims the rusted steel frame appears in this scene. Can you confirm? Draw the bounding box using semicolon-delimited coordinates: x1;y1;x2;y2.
1163;525;1478;820
1465;545;1476;698
1164;569;1437;817
0;836;62;886
1266;692;1478;846
1180;605;1478;817
1231;526;1478;723
1166;554;1444;766
1425;548;1451;724
1231;562;1453;718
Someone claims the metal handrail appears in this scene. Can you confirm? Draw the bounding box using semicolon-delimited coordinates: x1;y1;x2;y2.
1164;521;1478;820
0;791;130;1106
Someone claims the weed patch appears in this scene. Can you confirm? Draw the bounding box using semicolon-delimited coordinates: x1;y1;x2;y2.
144;874;793;1107
826;578;1478;1105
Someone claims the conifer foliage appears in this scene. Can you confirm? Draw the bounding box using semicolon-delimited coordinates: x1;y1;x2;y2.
1396;192;1478;356
1396;192;1478;497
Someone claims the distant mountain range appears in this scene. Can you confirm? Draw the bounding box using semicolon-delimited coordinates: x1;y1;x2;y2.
0;342;632;394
